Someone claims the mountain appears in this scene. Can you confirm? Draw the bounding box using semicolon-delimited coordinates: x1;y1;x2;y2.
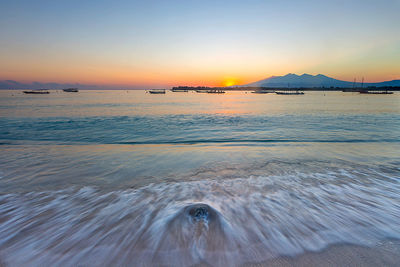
244;73;400;88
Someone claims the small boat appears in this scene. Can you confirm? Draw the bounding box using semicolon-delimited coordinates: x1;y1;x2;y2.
206;90;225;94
275;90;304;95
251;90;274;94
171;88;188;92
342;89;360;92
359;90;393;94
148;89;166;94
23;90;50;94
63;88;79;92
343;78;360;92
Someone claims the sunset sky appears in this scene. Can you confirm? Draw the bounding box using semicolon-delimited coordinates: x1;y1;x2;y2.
1;0;399;88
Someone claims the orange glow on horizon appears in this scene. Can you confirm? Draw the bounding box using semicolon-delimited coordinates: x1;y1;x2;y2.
1;64;398;88
221;77;241;87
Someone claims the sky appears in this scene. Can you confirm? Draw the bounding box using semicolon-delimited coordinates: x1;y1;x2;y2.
0;0;399;88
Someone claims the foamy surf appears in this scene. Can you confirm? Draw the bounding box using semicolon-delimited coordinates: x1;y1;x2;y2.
0;164;399;266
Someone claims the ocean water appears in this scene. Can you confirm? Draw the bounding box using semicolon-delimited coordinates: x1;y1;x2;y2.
0;90;399;266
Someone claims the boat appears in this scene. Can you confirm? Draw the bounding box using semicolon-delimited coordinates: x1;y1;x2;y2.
359;90;393;94
343;78;359;92
63;88;79;92
148;89;166;94
206;90;225;94
342;89;361;92
171;88;188;92
23;90;50;94
251;89;274;94
275;90;304;95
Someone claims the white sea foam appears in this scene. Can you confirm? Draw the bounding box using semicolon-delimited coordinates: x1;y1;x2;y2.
0;165;399;266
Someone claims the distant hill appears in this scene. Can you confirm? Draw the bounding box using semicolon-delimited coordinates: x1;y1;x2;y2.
244;73;400;88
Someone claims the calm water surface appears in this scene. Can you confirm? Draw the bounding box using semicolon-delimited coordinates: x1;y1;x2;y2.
0;90;399;266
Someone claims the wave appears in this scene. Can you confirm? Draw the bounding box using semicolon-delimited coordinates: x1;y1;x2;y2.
0;165;399;266
2;139;400;146
1;114;399;145
117;138;400;145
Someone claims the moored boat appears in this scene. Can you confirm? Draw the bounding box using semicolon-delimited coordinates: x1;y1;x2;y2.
275;90;304;95
359;90;393;94
206;90;225;94
23;90;50;94
342;89;361;92
63;88;79;92
148;89;166;94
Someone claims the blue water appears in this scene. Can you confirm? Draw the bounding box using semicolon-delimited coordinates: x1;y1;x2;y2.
0;90;399;266
1;114;399;145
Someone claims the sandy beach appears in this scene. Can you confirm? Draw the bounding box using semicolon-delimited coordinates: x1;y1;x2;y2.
243;239;400;267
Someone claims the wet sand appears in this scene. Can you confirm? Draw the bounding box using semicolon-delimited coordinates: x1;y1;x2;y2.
242;239;400;267
1;241;399;267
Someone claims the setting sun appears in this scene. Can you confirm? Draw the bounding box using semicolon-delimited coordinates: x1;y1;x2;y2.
222;78;240;87
224;81;235;87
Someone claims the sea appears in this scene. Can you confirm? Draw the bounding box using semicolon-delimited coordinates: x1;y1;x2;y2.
0;90;399;266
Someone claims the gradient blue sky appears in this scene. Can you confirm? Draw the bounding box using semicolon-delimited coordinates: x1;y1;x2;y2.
1;0;399;88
